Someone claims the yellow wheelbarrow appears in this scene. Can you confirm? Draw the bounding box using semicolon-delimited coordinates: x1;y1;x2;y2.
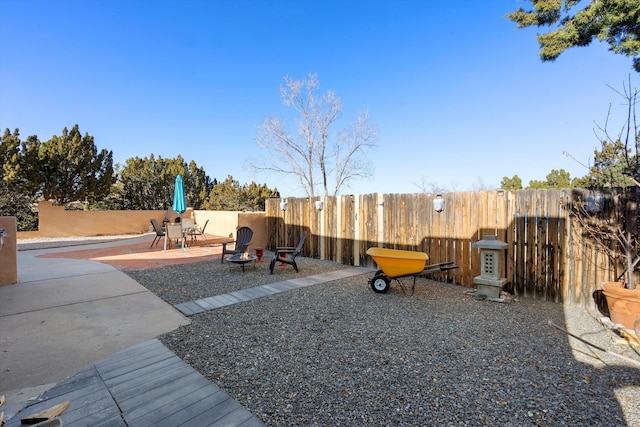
366;247;458;295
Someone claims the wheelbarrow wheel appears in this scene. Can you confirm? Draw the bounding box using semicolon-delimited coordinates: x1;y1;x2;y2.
370;274;390;293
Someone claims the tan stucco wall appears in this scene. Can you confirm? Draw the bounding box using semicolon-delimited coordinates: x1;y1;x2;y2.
239;212;267;249
191;211;267;249
17;202;268;249
36;201;167;237
0;217;18;285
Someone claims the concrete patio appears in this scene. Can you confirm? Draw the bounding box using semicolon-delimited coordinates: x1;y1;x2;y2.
0;235;252;425
0;235;366;425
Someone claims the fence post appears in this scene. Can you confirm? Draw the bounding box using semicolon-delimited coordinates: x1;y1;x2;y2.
353;195;360;266
377;193;384;247
319;196;326;260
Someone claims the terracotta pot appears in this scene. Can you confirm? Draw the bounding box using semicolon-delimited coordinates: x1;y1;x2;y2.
602;281;640;330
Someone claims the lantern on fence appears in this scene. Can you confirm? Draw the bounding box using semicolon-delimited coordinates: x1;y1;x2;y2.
280;200;288;211
315;200;324;211
586;194;603;213
433;194;445;212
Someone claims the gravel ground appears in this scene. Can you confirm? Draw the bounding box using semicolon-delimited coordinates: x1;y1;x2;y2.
125;256;640;427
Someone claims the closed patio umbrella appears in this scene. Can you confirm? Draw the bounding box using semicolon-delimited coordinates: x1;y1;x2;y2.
173;174;187;249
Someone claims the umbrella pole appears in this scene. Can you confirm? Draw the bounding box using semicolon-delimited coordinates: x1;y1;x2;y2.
180;214;185;250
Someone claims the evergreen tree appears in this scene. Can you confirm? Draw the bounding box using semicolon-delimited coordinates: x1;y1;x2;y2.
0;129;39;230
528;169;573;189
118;155;213;210
205;175;279;211
585;139;638;187
37;125;115;204
509;0;640;72
500;175;522;190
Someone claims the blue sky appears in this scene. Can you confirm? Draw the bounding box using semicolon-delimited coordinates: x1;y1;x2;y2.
0;0;636;197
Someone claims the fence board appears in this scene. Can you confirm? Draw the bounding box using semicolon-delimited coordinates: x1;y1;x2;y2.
513;191;525;295
546;189;560;303
459;192;472;285
558;189;570;303
327;197;337;262
341;195;355;265
433;194;445;264
358;194;377;267
450;193;464;284
505;191;516;294
535;189;547;299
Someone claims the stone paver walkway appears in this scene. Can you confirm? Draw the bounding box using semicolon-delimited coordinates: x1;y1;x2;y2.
174;267;371;316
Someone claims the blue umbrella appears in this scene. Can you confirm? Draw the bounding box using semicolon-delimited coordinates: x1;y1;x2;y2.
173;175;187;248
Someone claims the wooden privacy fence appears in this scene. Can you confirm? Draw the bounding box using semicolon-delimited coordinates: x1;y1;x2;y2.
266;189;638;307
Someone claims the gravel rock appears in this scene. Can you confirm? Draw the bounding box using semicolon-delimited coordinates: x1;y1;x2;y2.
128;259;640;426
126;255;349;304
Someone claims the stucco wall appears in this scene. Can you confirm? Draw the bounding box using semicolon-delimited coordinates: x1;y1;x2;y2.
17;202;268;248
0;217;18;285
190;210;267;249
37;201;167;237
238;212;267;249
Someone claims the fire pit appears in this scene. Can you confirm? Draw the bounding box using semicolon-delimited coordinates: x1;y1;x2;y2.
227;252;257;272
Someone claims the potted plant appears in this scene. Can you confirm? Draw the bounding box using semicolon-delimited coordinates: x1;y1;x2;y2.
598;185;640;330
572;80;640;330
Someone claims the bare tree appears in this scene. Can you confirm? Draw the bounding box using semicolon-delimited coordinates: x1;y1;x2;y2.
570;79;640;288
254;73;378;197
413;176;448;194
472;176;492;191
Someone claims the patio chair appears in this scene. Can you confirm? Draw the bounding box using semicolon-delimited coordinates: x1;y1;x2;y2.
270;231;307;274
189;219;209;242
221;226;253;263
181;217;195;229
180;217;196;242
150;219;165;248
165;223;184;249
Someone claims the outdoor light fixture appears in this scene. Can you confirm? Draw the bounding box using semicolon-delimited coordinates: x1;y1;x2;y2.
0;228;5;251
497;189;505;196
315;200;324;211
280;201;288;211
433;194;445;212
586;194;603;213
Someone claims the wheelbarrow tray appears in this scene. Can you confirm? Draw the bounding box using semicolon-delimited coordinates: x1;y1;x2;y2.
366;247;459;294
366;247;428;278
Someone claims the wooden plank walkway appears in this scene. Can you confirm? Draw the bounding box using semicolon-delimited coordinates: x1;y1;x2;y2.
4;339;265;427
